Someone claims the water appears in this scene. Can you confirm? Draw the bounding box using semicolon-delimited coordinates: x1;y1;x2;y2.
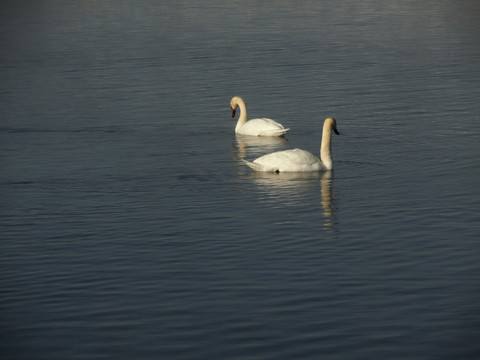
1;1;479;359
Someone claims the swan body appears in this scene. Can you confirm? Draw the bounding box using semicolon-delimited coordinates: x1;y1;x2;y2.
230;96;289;136
243;117;339;172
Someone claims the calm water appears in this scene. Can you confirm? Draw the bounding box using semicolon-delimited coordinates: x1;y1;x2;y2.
1;1;479;359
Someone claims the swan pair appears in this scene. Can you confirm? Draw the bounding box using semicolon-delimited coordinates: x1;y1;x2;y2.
230;96;340;173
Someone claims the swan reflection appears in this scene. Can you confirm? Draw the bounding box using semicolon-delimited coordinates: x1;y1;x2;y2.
247;170;337;232
233;134;289;160
320;171;336;230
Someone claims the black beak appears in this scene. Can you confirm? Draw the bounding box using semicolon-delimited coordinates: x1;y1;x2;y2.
231;108;236;118
334;128;340;135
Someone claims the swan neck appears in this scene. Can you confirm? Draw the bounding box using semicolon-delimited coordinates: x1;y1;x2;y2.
320;123;333;170
235;99;248;132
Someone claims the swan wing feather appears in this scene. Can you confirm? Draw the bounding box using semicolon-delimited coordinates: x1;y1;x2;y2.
237;118;289;137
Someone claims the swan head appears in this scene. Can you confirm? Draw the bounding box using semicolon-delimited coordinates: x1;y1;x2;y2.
230;96;242;118
325;117;340;135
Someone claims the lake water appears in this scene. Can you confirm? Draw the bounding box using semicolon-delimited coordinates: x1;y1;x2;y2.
1;1;479;359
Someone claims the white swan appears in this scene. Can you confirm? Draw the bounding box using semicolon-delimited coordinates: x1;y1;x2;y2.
243;117;340;172
230;96;289;136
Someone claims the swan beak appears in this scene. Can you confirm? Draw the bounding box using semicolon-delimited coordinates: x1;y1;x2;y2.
231;108;236;118
334;128;340;135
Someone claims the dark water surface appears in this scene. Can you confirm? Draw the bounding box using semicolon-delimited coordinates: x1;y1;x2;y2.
1;1;479;359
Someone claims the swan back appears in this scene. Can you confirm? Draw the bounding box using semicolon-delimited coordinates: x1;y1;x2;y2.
244;148;323;172
236;118;289;136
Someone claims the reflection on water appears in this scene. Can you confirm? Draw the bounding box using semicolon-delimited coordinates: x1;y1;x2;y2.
320;171;336;231
3;1;477;358
245;170;337;232
232;134;290;160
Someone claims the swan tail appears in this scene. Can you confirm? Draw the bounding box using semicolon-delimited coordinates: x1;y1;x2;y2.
242;159;259;170
242;159;278;172
276;128;290;136
242;159;264;172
